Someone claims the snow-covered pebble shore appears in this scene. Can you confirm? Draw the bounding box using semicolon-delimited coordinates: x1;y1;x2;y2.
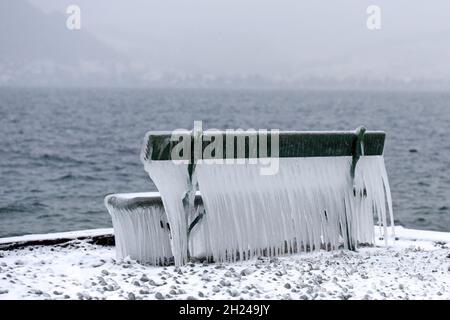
0;227;449;300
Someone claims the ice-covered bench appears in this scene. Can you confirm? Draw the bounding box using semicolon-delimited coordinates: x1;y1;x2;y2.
105;191;209;265
106;126;394;266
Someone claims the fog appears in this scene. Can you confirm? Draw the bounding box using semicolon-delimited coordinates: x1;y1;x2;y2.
2;0;450;88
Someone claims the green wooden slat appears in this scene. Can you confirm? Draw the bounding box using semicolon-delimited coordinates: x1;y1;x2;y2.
141;130;385;162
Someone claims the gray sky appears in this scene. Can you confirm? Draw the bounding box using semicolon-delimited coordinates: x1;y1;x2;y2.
3;0;450;87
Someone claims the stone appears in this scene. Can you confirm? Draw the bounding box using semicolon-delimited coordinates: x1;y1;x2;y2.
240;268;253;276
155;292;164;300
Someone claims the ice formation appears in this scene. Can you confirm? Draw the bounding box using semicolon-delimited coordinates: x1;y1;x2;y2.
195;156;394;263
105;191;211;265
105;193;172;265
141;162;193;265
107;126;394;265
137;155;393;265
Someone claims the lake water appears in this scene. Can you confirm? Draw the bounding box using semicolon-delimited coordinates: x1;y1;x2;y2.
0;87;449;237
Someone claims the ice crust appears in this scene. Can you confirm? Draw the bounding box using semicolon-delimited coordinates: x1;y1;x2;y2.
127;155;395;265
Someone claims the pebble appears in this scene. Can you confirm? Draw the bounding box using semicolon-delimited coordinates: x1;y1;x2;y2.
282;293;292;300
229;289;240;297
128;292;136;300
149;279;161;287
91;261;105;268
76;292;84;300
212;286;220;293
201;274;211;282
98;277;107;286
14;260;25;266
155;292;164;300
174;267;183;275
106;285;114;291
240;268;253;276
220;279;231;287
30;289;43;295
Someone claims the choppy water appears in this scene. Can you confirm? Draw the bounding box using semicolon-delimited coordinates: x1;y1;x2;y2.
0;87;449;237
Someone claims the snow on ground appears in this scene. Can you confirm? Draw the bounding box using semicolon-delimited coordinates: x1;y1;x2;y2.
0;228;113;245
0;226;449;300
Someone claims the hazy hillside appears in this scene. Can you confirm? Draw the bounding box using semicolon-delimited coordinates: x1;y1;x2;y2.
0;1;119;62
0;0;123;86
1;0;450;89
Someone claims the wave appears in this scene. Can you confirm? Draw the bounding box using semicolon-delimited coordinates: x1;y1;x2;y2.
50;173;106;182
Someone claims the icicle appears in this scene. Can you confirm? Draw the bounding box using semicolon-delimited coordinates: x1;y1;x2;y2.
105;193;173;265
105;191;212;265
138;152;393;264
379;158;395;241
143;161;192;266
195;156;393;263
